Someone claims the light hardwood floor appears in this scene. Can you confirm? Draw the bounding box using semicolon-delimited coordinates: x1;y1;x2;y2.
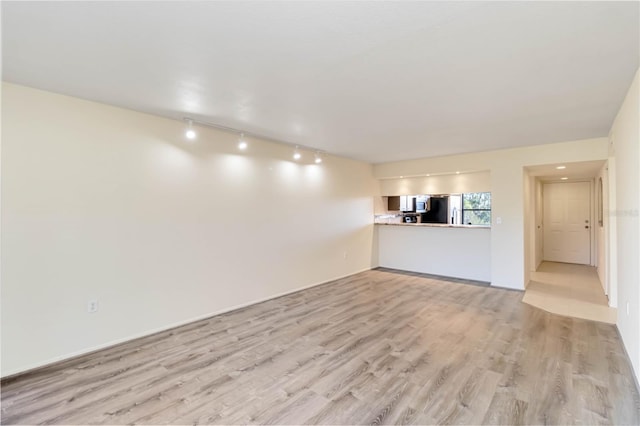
2;269;639;425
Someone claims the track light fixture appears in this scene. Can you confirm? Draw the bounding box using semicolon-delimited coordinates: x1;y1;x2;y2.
181;117;327;163
184;119;196;140
238;133;248;150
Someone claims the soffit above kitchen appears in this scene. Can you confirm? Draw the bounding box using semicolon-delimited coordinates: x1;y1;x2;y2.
2;1;638;164
526;160;606;182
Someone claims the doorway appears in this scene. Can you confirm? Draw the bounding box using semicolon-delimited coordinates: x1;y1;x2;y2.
543;181;591;265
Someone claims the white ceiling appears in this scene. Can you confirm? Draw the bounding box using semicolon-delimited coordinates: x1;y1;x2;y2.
2;1;638;163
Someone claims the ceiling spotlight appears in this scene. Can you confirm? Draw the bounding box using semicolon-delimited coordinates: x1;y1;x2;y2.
556;165;566;170
185;119;196;140
456;171;460;174
238;133;248;150
293;147;302;161
561;177;568;180
426;174;430;177
314;152;323;164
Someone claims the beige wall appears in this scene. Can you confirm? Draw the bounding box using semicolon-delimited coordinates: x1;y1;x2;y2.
373;138;609;290
379;171;490;196
377;225;491;281
609;68;640;382
0;83;377;376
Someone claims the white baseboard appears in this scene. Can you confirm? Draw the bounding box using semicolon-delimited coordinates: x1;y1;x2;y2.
2;267;372;379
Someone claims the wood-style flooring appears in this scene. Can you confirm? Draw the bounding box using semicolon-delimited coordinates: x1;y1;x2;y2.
2;269;639;425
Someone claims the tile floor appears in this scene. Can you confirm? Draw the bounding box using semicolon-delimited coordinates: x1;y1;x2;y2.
523;261;616;323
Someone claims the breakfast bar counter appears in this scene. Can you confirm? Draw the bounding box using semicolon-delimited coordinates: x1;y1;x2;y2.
375;222;491;282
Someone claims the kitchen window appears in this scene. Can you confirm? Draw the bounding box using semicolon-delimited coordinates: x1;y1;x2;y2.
462;192;491;225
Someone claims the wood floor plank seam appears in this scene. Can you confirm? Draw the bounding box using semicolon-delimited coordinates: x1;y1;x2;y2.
1;269;639;425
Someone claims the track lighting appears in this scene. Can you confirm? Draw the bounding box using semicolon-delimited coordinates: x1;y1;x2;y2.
185;119;196;140
238;133;248;150
180;117;328;163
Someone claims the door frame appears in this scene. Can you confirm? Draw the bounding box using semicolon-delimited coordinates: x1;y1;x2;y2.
541;179;594;266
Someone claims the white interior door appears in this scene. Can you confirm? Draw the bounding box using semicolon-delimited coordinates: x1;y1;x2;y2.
543;182;591;264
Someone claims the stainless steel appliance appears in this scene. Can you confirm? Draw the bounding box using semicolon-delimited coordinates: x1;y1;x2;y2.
403;215;418;223
416;196;428;213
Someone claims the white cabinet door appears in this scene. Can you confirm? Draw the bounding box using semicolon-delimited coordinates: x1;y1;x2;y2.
399;196;408;212
399;196;414;212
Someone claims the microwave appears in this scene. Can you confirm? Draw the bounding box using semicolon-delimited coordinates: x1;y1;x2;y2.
416;196;429;213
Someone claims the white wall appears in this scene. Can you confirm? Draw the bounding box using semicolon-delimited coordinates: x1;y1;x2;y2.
379;171;490;196
596;163;608;296
374;138;609;290
607;156;618;309
609;68;640;382
1;83;378;376
523;169;534;286
534;179;544;269
377;225;491;282
523;174;544;282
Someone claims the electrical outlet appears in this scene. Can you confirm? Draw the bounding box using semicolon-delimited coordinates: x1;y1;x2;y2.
343;251;348;260
88;299;99;313
626;301;630;316
496;217;502;225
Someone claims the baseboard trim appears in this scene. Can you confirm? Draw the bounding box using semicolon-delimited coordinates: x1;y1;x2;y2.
490;284;526;293
1;267;372;381
374;266;490;287
614;325;640;396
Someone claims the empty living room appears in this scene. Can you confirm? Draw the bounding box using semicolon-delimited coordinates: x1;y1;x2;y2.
2;1;640;425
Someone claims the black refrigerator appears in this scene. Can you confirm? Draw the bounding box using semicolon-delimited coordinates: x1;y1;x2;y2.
420;196;449;224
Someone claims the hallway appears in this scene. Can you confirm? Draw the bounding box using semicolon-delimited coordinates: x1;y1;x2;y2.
523;261;617;324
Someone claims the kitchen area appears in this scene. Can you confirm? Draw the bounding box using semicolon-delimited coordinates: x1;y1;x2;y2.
374;183;492;283
375;193;491;226
382;194;451;224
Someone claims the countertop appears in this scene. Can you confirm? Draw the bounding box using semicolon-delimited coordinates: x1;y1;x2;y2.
374;222;490;229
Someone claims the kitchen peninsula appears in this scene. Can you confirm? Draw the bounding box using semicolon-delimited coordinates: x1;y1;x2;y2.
374;191;492;282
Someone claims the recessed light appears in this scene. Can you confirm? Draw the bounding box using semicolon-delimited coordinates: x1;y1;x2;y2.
293;146;302;160
184;119;196;140
426;174;430;177
561;177;568;180
399;176;404;179
455;171;460;175
238;133;248;150
314;152;323;164
556;165;566;170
